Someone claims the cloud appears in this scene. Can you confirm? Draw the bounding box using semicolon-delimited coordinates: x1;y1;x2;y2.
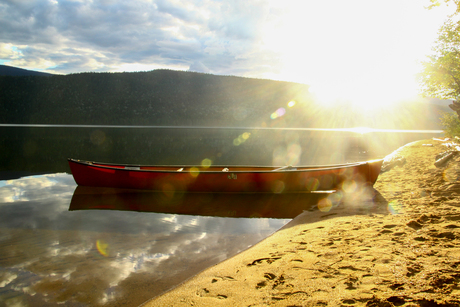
0;0;455;99
0;0;284;76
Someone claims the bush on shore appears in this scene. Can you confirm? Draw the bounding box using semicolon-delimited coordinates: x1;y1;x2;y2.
440;111;460;137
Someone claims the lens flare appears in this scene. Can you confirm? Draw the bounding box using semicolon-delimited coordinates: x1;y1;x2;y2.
318;198;332;212
96;240;109;257
233;132;251;146
272;141;302;166
162;183;175;198
271;180;285;193
387;201;404;215
319;175;333;190
342;180;357;193
90;130;106;146
201;158;212;168
270;108;286;119
443;166;459;182
286;143;301;165
306;178;320;191
328;191;343;206
190;167;200;177
288;100;296;107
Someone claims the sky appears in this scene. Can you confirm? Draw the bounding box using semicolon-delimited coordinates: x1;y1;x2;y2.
0;0;455;106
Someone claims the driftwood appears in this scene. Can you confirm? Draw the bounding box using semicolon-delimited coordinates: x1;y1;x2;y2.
434;151;458;167
381;156;406;173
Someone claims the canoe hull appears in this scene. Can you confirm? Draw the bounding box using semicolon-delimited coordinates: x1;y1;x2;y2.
68;159;383;193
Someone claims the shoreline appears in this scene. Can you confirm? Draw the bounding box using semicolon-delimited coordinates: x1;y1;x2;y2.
142;139;460;306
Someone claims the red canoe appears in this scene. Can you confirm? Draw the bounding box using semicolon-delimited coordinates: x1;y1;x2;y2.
68;158;383;193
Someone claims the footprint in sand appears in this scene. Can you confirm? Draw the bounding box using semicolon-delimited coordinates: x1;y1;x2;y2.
383;224;399;229
247;257;281;266
424;228;457;240
344;276;360;290
196;288;210;297
196;287;228;299
341;299;356;305
255;281;267;289
407;220;423;230
255;273;287;290
211;276;235;283
264;273;276;280
406;263;423;277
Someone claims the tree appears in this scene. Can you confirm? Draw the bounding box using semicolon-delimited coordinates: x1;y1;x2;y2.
419;1;460;119
418;19;460;100
440;110;460;136
418;1;460;132
427;0;460;13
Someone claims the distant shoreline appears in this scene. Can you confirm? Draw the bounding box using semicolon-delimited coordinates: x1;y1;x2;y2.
0;124;444;134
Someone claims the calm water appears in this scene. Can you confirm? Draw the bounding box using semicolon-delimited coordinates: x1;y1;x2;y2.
0;126;443;306
0;126;443;176
0;173;297;306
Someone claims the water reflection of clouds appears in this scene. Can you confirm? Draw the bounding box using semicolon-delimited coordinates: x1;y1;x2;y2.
0;173;75;203
0;173;288;306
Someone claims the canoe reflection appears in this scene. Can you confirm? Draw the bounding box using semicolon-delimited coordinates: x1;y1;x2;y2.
69;186;333;219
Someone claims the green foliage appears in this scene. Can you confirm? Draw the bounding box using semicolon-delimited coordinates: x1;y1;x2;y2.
419;19;460;100
427;0;460;13
440;111;460;136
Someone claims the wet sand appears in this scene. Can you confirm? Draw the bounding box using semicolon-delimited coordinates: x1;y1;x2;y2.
142;139;460;306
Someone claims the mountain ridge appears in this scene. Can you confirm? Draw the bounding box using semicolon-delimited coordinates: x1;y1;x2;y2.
0;65;54;77
0;67;451;130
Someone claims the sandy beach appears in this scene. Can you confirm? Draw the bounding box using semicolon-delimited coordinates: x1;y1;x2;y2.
142;139;460;307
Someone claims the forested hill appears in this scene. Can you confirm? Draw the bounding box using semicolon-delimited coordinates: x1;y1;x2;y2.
0;65;54;77
0;69;451;129
0;70;312;127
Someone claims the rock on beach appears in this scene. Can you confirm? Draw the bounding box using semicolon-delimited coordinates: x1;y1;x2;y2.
142;139;460;307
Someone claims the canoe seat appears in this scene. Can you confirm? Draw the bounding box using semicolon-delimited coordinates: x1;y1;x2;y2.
273;165;296;171
125;166;140;170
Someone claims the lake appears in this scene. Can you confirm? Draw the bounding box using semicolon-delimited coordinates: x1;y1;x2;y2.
0;126;443;306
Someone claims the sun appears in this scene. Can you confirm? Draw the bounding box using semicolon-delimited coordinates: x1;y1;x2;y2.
260;0;433;114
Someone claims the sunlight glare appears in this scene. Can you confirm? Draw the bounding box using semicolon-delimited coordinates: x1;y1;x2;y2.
347;127;374;134
308;79;417;112
260;0;449;111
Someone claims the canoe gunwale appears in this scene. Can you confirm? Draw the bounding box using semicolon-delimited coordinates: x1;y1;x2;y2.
67;158;377;174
